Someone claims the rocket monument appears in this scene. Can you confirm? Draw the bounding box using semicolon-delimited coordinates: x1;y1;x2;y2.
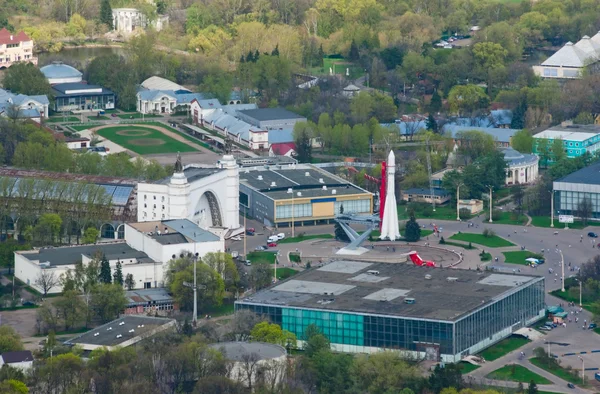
380;150;400;241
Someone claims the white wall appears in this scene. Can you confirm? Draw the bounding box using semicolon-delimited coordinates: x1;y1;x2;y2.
15;252;69;294
0;360;33;372
66;140;89;149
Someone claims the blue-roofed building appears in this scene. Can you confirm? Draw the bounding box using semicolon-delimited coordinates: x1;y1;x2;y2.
445;125;518;147
268;128;294;144
533;124;600;160
0;88;49;121
52;82;115;112
40;61;83;84
553;161;600;221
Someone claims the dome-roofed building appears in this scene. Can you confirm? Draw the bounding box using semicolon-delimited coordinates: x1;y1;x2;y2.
502;147;538;185
40;61;83;85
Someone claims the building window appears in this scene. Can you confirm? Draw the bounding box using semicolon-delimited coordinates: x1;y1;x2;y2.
153;204;156;209
154;196;156;200
162;196;165;202
144;195;147;200
543;68;558;77
144;204;147;208
144;282;151;289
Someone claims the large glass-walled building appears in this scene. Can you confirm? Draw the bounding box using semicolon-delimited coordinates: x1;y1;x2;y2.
236;261;545;362
554;161;600;220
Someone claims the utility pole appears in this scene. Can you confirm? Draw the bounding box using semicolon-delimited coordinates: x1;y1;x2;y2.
243;211;247;258
426;136;435;212
487;185;493;223
550;191;554;228
560;249;565;292
578;356;585;385
456;183;463;221
182;253;205;325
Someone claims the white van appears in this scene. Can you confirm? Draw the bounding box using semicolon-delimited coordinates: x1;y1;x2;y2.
276;233;286;240
267;235;279;243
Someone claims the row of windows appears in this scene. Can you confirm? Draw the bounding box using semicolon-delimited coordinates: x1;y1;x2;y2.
334;200;370;214
144;195;165;202
276;203;312;219
558;191;600;212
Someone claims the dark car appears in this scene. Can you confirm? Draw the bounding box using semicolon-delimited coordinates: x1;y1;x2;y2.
588;232;598;238
567;383;575;389
589;323;597;329
22;301;35;306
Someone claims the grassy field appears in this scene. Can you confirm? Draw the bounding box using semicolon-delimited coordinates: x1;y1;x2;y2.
398;204;472;221
88;115;110;120
289;252;301;263
502;251;544;265
146;122;214;150
95;125;197;154
117;113;163;119
439;239;475;249
530;216;600;229
246;251;277;265
69;124;102;131
450;232;515;248
529;357;582;385
279;234;333;244
486;364;552;384
478;336;531;361
492;212;528;225
458;362;480;374
549;289;592;310
273;267;297;280
47;116;80;123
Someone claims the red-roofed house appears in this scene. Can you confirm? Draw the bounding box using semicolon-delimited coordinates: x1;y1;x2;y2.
0;28;37;68
269;142;296;157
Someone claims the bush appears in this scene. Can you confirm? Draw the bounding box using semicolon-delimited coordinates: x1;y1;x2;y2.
483;228;496;238
479;251;492;261
492;209;502;221
459;208;471;219
440;237;446;244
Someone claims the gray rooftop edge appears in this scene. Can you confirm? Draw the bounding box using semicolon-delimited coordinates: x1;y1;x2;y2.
208;342;286;361
555;161;600;185
238;108;306;121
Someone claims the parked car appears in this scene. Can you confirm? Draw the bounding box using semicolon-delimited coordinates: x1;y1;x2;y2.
588;232;598;238
567;383;575;389
255;245;267;251
276;233;286;240
244;260;252;266
589;323;597;329
246;228;255;236
267;242;277;248
22;301;35;306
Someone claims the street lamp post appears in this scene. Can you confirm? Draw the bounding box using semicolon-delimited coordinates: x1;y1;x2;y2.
559;249;565;292
550;191;555;228
577;279;582;306
456;183;464;221
544;339;551;357
487;185;493;223
578;356;585;384
287;188;295;237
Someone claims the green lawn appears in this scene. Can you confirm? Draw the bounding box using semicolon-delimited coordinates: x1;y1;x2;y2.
246;251;277;265
69;124;102;131
95;125;197;154
480;252;492;261
398;204;473;221
273;267;297;280
199;301;235;317
46;116;80;123
279;234;333;244
145;122;214;150
529;216;600;229
502;251;544;265
549;289;593;311
529;357;582;385
478;336;531;361
289;252;301;263
493;211;528;225
439;239;475;249
449;232;515;248
486;364;552;384
88;115;110;120
458;362;480;374
117;113;163;119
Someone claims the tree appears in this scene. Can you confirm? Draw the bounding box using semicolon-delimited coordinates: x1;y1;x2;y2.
99;254;111;284
536;139;551;168
35;270;59;296
456;130;496;161
551;138;566;162
0;326;23;353
271;44;279;56
203;252;239;290
512;129;534;153
2;63;53;96
511;185;525;216
82;227;99;244
473;42;508;93
334;222;350;242
125;273;135;290
352;351;421;394
0;379;28;394
293;121;314;163
348;40;360;61
113;261;124;286
527;380;538;394
426;114;438;133
90;284;127;322
33;213;62;245
53;290;84;331
429;363;463;393
404;212;421;242
303;324;330;357
577;196;593;226
430;90;442;113
250;321;296;348
100;0;113;28
447;85;489;116
168;257;225;310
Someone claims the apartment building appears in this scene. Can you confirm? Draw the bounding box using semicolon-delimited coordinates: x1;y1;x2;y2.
0;28;37;68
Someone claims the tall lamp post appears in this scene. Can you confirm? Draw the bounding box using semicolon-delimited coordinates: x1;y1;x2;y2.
544;339;551;357
559;249;565;292
578;356;585;384
576;278;582;306
287;188;295;237
550;190;555;228
456;183;464;221
486;185;493;223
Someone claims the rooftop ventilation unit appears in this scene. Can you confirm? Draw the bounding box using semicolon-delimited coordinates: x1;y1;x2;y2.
116;334;123;339
119;321;125;326
332;189;337;195
322;185;327;190
446;277;458;282
305;172;310;176
404;298;416;304
128;329;135;333
271;182;276;187
319;178;324;183
297;192;302;197
425;274;432;280
257;175;263;180
94;332;100;337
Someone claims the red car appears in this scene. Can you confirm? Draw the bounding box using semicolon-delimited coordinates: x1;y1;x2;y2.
267;242;277;248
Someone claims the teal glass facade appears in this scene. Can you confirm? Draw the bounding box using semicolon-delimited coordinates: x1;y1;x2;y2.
282;308;364;346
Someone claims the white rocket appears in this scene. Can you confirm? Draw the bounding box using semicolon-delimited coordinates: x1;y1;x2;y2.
380;150;400;241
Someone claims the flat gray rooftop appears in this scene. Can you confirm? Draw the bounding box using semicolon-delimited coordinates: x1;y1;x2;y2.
237;262;542;322
238;108;305;121
21;243;153;267
240;167;369;200
155;166;223;184
65;316;174;347
209;342;286;361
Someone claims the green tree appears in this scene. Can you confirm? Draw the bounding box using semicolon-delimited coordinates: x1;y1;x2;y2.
303;324;330;357
577;196;593;226
2;63;53;96
350;91;374;123
348;40;360;61
125;273;135;290
334;222;350;242
473;41;508;93
512;129;534;153
202;252;239;291
82;227;99;244
512;185;525;216
201;71;233;104
53;290;84;331
404;212;421;242
0;380;28;394
100;0;113;29
33;213;62;245
426;114;438;133
293;121;314;163
90;283;126;323
0;326;23;353
250;321;297;348
527;380;538;394
536;138;551;168
456;130;496;161
447;84;489;116
429;363;463;393
430;90;442;113
551;138;566;162
168;257;225;311
352;351;421;394
113;261;124;286
99;254;111;284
